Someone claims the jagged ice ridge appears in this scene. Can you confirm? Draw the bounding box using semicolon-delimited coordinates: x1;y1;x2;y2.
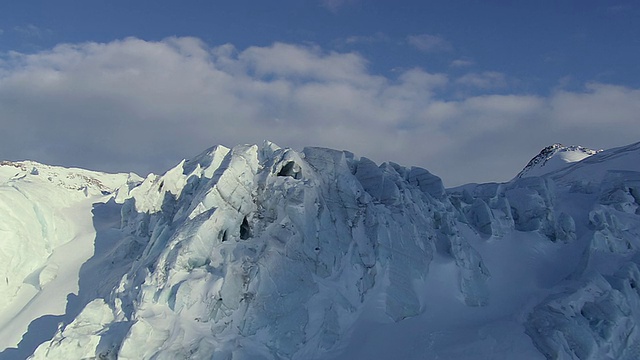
0;140;640;359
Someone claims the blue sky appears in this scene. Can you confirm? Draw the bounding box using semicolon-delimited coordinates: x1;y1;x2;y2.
1;0;640;185
4;0;639;90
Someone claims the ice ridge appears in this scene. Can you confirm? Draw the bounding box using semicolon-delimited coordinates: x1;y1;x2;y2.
2;140;640;359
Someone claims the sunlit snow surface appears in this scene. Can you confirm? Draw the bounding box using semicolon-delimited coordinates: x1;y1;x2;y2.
1;141;640;359
0;161;141;359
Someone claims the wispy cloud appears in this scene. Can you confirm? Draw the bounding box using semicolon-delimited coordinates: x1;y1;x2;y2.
606;4;633;14
320;0;358;12
13;24;52;38
1;37;639;186
450;59;474;68
456;71;508;89
407;34;453;53
342;33;390;45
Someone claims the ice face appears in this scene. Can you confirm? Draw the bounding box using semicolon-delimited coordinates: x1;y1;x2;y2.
526;265;640;360
21;143;493;359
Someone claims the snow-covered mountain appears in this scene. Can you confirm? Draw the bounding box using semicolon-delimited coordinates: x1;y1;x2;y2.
1;141;640;359
516;143;601;179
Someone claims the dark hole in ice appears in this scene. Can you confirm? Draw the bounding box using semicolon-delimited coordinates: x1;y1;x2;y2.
240;217;251;240
220;230;228;242
277;161;301;179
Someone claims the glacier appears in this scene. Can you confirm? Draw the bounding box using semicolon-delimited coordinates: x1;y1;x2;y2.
0;140;639;359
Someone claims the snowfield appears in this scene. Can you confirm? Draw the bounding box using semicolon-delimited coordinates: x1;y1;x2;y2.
1;141;639;359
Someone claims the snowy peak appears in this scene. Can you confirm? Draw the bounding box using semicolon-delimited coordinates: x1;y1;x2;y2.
516;143;601;179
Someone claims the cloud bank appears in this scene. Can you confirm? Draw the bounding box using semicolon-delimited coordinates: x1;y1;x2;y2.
1;37;639;186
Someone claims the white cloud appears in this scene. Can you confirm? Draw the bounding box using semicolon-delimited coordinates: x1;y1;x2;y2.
407;34;453;53
548;83;640;145
236;42;381;87
1;37;640;186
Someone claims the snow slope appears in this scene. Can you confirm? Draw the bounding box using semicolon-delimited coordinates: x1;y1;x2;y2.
1;141;640;359
0;161;141;359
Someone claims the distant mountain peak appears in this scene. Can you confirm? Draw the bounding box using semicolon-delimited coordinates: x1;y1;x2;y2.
516;143;601;178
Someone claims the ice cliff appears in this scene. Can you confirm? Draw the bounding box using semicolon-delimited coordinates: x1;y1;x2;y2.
1;141;640;359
